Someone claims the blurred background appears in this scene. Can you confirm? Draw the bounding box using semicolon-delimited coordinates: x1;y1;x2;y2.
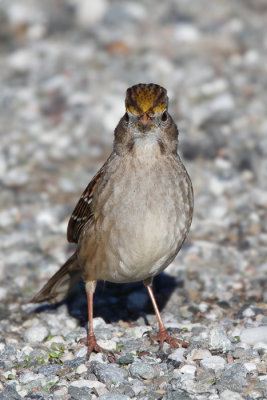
0;0;266;325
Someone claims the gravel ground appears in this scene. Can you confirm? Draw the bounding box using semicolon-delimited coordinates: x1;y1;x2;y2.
0;1;267;399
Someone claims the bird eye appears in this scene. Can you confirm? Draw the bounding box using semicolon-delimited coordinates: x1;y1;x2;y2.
124;112;129;122
161;111;168;122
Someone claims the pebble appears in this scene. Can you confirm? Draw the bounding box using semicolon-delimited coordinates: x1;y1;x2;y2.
1;168;29;187
208;327;232;352
76;364;88;374
117;355;134;365
240;327;267;345
216;364;248;393
74;347;88;358
220;390;244;400
244;362;257;372
0;384;22;400
243;307;256;317
253;342;267;350
130;325;152;338
98;395;131;400
23;326;49;343
168;348;186;362
180;365;196;375
174;24;200;43
200;355;226;373
97;339;117;351
68;385;93;400
53;386;68;399
75;0;107;28
92;362;128;384
19;371;44;384
191;349;212;361
129;362;158;380
70;379;105;389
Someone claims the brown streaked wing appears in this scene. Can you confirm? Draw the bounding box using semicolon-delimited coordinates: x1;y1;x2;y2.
67;154;113;243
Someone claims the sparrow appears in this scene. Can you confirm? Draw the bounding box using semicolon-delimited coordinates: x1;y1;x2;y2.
31;83;194;361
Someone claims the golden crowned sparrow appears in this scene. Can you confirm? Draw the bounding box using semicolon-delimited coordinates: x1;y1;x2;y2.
32;83;194;361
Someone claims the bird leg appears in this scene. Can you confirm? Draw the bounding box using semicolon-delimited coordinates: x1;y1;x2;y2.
80;281;116;362
144;279;188;349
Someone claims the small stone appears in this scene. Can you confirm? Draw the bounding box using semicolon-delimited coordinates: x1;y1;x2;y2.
89;352;107;362
220;390;244;400
122;385;135;398
8;49;33;73
23;325;48;343
240;327;267;345
68;385;92;400
166;392;191;400
200;356;226;373
180;365;196;375
97;339;116;351
1;168;29;187
243;307;255;317
37;364;59;377
244;362;257;372
70;379;105;389
98;395;131;400
208;327;232;351
191;349;212;361
45;335;65;344
93;317;107;329
216;363;248;393
0;208;19;228
253;342;267;350
168;348;186;362
174;24;200;43
257;364;267;374
129;362;158;380
0;384;22;400
53;386;68;399
92;362;128;384
118;355;134;365
60;351;74;362
75;346;87;358
76;364;88;374
75;0;107;28
130;325;152;338
71;379;106;395
65;357;86;370
0;287;7;301
233;347;252;360
36;210;56;226
19;371;44;384
252;189;267;208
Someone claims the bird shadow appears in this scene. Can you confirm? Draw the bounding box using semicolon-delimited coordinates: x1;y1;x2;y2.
32;272;184;325
62;271;185;327
31;271;186;329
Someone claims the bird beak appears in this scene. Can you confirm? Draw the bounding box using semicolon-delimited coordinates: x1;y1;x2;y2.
138;113;152;131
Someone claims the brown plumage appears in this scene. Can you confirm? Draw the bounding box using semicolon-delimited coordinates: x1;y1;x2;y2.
31;83;194;361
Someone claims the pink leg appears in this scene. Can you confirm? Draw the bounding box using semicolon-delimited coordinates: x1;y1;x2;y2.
80;281;117;362
145;280;188;349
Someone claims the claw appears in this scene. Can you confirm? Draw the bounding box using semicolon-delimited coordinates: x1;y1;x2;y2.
149;328;188;349
79;335;117;362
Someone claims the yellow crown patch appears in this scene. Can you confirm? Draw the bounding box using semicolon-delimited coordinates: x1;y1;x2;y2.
125;83;168;115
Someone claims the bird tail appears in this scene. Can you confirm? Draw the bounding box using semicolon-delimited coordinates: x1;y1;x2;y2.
31;253;82;303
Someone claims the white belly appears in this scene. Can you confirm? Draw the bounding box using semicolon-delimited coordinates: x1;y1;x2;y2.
80;137;193;284
108;208;180;282
98;160;191;282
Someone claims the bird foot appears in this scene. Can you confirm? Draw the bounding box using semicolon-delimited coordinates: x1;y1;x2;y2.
149;328;188;349
79;335;117;363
